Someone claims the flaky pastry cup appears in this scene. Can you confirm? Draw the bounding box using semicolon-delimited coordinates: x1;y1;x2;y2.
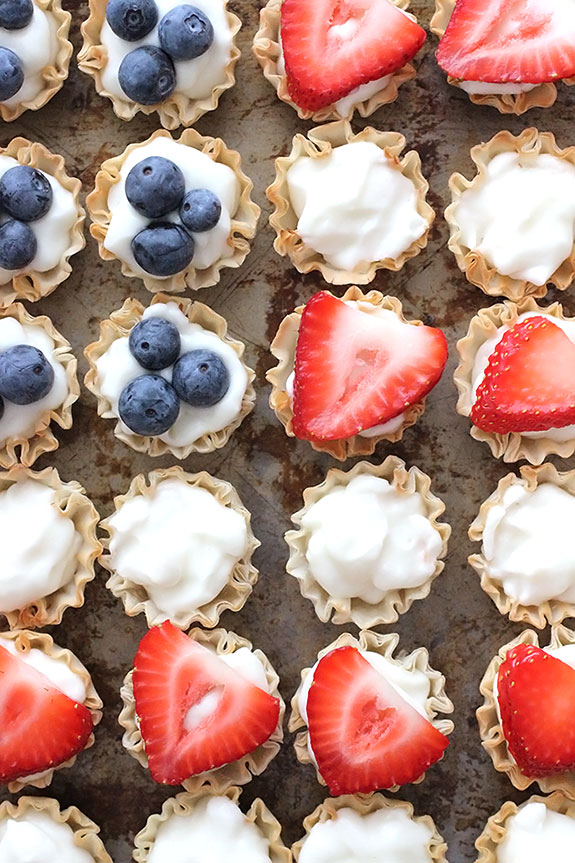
0;303;80;468
285;456;450;628
267;121;434;285
0;139;85;307
253;0;417;123
267;286;428;461
469;463;575;629
446;129;575;300
477;625;575;795
84;293;256;458
0;629;102;793
78;0;241;128
100;465;259;629
119;627;285;793
289;630;454;791
133;787;290;863
454;298;575;464
87;128;260;294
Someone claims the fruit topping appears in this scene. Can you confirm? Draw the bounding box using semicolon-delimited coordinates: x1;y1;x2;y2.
125;157;186;220
0;220;36;270
132;222;195;277
159;5;214;61
106;0;158;42
179;188;222;233
118;45;176;105
0;47;24;102
0;166;53;222
0;344;54;405
172;349;230;407
118;374;180;436
0;0;34;31
129;317;181;371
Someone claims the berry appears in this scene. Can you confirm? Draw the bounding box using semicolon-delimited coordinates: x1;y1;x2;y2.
0;220;36;270
158;5;214;61
0;0;34;30
0;344;54;405
0;47;24;101
118;46;176;105
118;374;180;436
132;222;194;277
129;317;181;370
105;0;158;41
0;396;3;421
125;157;185;220
0;165;53;222
179;189;221;233
172;349;229;407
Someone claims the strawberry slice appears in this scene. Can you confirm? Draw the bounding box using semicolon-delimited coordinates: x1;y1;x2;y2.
437;0;575;84
132;621;281;785
0;645;93;784
281;0;426;112
471;316;575;434
292;292;448;441
498;643;575;777
307;646;449;794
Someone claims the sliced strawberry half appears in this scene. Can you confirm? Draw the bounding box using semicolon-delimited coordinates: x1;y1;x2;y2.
132;621;281;785
281;0;426;112
471;316;575;434
291;292;448;441
306;646;449;795
437;0;575;84
0;645;93;785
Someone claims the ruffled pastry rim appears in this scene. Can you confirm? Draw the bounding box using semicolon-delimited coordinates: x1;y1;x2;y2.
252;0;416;123
0;465;101;630
78;0;242;129
86;128;260;294
266;286;428;460
446;129;575;299
83;293;256;458
266;120;434;285
469;463;575;628
476;625;575;795
0;138;85;307
285;455;450;627
292;793;448;862
289;630;454;791
454;297;575;463
100;465;260;629
119;627;285;793
0;629;102;793
0;303;80;468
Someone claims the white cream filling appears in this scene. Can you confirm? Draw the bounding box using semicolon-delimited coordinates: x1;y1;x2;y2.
459;81;537;95
0;636;86;703
497;801;575;862
0;1;58;107
0;810;93;863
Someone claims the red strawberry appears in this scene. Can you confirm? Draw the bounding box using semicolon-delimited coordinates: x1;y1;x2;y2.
281;0;426;112
0;645;93;784
498;643;575;777
471;316;575;434
292;292;448;441
132;621;281;785
307;646;449;795
437;0;575;84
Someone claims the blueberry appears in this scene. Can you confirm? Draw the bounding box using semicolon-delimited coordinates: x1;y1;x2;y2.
158;5;214;61
125;157;185;219
0;396;4;421
132;222;194;277
0;47;23;101
172;349;229;407
0;0;33;30
105;0;158;41
179;188;221;233
119;374;180;436
0;345;54;405
0;220;37;270
0;166;53;222
129;317;181;370
118;46;176;105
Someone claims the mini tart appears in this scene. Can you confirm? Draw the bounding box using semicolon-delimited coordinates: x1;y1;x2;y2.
285;455;450;628
0;629;102;793
87;128;259;294
0;138;85;307
133;787;290;863
454;297;575;464
446;129;575;300
292;794;448;863
267;287;428;461
267;121;433;285
119;627;285;793
0;302;79;468
83;293;256;458
78;0;241;129
289;630;454;790
100;465;259;629
252;0;416;123
0;796;112;862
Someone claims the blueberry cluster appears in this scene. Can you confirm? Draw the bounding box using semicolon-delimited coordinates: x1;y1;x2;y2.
125;155;222;277
106;0;214;105
119;316;230;437
0;166;54;271
0;343;55;421
0;0;34;102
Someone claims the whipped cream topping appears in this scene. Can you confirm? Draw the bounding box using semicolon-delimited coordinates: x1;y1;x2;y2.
104;136;240;277
497;801;575;862
95;301;248;446
0;810;93;863
459;81;536;95
0;636;86;703
454;151;575;285
0;1;58;107
287;141;427;272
